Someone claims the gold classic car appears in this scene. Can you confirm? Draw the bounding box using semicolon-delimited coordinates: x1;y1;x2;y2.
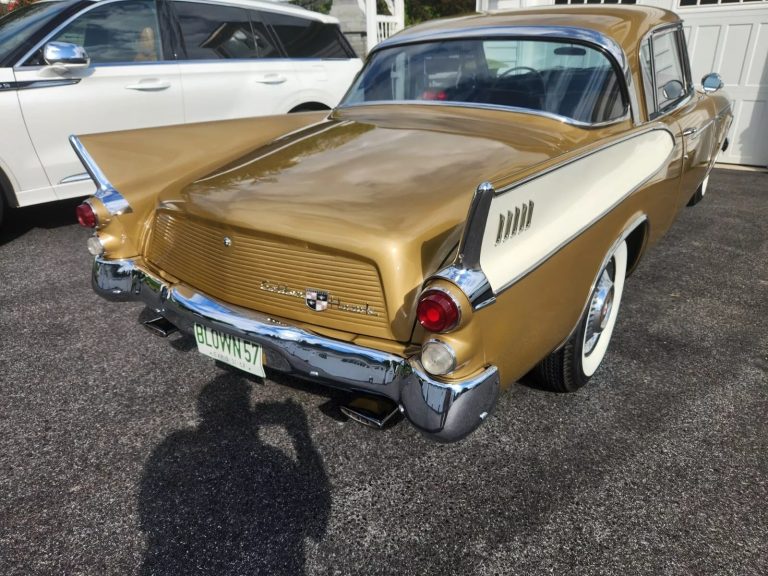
74;6;731;442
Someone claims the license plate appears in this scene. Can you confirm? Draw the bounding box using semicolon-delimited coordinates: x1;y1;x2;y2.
193;324;266;378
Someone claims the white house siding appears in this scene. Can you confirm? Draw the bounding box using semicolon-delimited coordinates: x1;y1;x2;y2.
476;0;768;167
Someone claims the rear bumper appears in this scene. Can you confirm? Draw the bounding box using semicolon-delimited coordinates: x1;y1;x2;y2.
93;256;499;442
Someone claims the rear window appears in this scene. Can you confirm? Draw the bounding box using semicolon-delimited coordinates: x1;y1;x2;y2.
342;38;628;125
261;12;351;59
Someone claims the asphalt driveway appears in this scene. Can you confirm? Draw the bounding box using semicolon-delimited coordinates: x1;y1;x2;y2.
1;168;766;575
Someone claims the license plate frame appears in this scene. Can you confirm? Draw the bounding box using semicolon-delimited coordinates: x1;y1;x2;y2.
193;323;266;378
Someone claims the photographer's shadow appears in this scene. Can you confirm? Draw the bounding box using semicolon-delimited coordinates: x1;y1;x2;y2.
138;375;331;576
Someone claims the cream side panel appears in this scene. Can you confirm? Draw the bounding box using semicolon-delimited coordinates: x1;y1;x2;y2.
479;129;675;293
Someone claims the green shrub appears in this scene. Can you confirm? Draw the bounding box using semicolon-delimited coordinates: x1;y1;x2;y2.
288;0;333;15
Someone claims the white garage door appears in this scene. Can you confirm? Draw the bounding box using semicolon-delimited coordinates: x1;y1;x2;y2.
477;0;768;167
680;1;768;167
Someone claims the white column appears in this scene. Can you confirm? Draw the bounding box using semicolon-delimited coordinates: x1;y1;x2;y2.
365;0;378;53
395;0;405;32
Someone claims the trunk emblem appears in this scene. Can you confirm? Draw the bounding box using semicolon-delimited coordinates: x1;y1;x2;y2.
306;289;329;311
223;236;232;247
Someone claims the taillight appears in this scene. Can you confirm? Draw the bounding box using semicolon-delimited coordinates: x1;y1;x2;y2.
417;289;460;333
76;202;97;228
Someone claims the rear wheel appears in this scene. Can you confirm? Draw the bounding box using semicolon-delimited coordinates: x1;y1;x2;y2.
534;241;628;392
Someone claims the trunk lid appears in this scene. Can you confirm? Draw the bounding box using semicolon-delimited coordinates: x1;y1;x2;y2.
147;104;600;341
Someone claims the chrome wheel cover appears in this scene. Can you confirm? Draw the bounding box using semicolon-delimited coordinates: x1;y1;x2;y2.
580;241;628;378
584;264;615;356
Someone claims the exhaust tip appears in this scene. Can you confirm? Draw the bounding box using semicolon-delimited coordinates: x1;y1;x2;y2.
340;396;402;430
143;316;178;338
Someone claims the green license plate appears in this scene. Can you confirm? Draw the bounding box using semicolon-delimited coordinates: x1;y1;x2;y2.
193;324;265;378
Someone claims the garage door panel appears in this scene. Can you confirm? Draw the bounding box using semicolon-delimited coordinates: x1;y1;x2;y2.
681;7;768;166
747;22;768;86
691;25;722;75
731;99;767;165
720;24;753;85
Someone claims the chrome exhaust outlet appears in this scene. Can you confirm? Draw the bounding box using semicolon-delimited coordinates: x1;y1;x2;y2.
143;316;178;337
340;397;402;429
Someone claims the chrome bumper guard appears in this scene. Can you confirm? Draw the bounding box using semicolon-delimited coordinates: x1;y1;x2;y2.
93;257;500;442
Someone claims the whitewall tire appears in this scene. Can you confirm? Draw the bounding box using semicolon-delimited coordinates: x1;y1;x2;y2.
534;240;628;392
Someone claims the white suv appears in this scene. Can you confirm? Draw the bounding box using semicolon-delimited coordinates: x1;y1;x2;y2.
0;0;361;225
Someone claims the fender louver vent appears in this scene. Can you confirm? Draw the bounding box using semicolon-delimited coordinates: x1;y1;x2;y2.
495;200;534;245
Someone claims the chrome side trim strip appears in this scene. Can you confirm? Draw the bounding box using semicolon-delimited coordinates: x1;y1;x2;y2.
0;79;80;91
58;172;91;185
494;124;673;196
69;135;132;215
431;125;673;310
489;130;673;295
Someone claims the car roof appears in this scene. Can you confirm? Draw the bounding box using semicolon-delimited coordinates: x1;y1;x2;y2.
68;0;340;24
378;5;679;56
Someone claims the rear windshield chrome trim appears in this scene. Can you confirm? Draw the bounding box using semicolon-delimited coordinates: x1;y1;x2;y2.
337;101;630;129
374;25;628;75
360;25;640;126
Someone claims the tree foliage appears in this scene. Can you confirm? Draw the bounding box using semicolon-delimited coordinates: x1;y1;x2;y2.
288;1;476;23
289;0;333;15
1;0;35;16
405;0;476;25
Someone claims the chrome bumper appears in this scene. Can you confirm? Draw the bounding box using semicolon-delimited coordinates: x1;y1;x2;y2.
92;257;499;442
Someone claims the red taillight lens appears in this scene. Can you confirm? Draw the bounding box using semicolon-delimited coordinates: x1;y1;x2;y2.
417;289;460;333
76;202;97;228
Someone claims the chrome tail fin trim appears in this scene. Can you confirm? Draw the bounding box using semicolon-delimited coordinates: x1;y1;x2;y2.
69;135;132;216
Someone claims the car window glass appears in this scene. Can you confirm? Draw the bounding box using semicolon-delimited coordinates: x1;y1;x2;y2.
248;13;280;58
173;1;263;60
50;0;161;64
344;39;627;125
261;12;349;58
0;1;69;65
650;30;686;111
639;39;656;114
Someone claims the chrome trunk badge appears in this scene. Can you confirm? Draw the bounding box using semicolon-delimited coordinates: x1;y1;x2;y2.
306;289;328;311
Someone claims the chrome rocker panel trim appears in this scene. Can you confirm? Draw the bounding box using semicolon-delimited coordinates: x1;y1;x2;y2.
93;257;500;442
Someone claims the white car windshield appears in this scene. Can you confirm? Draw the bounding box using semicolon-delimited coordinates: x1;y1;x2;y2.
342;38;628;125
0;1;69;65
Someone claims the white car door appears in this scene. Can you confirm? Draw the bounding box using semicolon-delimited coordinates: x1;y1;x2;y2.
172;0;299;122
261;10;362;110
13;0;183;201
